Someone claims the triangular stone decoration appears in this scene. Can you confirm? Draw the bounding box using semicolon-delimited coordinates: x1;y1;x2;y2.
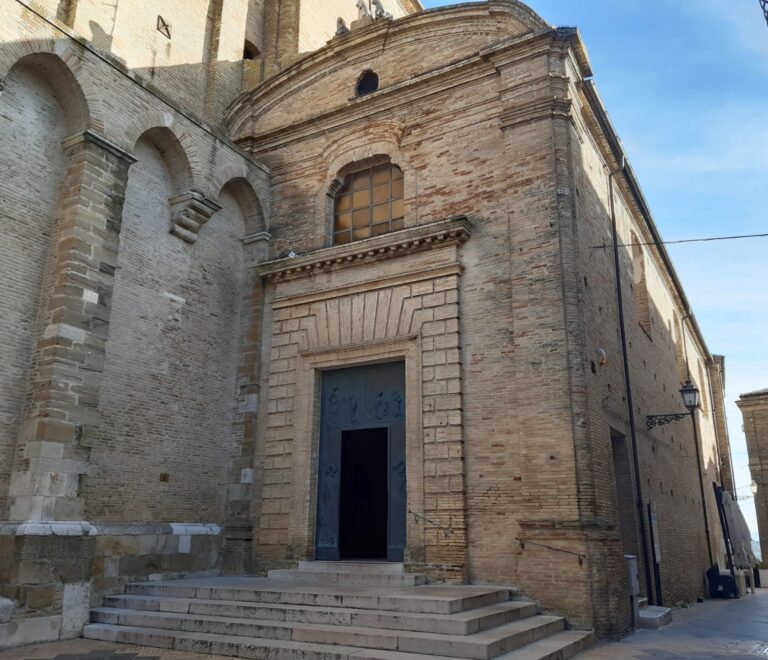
156;15;171;39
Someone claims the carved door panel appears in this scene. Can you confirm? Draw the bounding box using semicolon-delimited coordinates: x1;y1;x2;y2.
316;361;406;562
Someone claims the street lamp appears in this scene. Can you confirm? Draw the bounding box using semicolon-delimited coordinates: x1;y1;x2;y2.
680;379;700;411
646;378;713;566
752;480;759;496
646;379;700;429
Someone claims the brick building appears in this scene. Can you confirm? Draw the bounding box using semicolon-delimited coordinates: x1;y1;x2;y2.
737;389;768;562
0;0;735;649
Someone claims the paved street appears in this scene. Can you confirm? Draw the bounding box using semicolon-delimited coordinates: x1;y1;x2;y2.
1;589;766;660
579;588;768;659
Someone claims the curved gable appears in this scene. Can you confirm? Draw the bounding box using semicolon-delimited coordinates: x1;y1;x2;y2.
226;2;550;141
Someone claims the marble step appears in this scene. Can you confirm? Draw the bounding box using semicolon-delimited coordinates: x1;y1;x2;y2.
102;594;538;635
267;568;427;586
125;579;511;615
85;613;565;659
297;561;407;574
497;630;595;660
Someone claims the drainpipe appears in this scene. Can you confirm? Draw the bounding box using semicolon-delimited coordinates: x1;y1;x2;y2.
609;158;655;605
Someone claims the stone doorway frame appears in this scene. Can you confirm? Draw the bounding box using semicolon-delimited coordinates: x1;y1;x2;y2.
289;338;425;565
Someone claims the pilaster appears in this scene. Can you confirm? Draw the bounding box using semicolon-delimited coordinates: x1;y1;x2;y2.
223;231;272;573
8;130;135;523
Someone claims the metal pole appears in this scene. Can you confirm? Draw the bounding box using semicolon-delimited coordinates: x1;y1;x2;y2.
691;410;714;566
609;165;655;605
647;502;664;606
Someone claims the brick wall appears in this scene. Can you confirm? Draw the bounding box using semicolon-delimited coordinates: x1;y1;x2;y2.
569;65;727;608
85;133;245;523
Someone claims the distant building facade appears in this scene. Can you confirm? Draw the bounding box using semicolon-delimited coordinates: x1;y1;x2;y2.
737;389;768;562
0;0;735;647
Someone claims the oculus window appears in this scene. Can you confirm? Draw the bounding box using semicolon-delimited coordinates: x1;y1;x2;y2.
333;163;404;245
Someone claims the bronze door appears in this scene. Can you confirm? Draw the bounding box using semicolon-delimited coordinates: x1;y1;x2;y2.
316;362;406;561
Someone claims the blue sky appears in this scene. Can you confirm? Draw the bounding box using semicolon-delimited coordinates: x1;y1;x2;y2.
421;0;768;535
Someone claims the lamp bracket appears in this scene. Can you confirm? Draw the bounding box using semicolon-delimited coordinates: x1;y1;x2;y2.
646;412;690;430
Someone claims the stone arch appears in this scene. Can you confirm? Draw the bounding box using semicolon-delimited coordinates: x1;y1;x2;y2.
212;163;270;229
122;111;205;190
218;177;266;236
133;126;195;194
318;130;417;245
1;50;94;135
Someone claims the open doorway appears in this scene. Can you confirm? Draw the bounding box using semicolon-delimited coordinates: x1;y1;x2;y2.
339;427;388;559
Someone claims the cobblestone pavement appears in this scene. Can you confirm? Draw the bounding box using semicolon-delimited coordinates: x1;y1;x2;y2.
0;640;230;660
578;588;768;659
1;590;766;659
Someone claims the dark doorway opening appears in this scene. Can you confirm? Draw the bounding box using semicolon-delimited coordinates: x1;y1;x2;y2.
611;428;640;559
339;427;388;559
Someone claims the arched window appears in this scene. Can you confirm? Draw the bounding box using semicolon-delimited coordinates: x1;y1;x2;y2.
356;70;379;96
333;162;404;245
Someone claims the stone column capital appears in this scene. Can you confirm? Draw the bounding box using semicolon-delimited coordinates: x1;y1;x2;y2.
61;130;137;164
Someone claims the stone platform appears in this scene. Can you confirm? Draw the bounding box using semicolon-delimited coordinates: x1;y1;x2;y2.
83;563;593;659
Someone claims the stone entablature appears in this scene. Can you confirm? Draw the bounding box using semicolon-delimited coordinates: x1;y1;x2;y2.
258;216;471;282
254;217;472;580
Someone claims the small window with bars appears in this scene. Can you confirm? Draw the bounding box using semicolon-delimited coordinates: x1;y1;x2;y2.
333;163;404;245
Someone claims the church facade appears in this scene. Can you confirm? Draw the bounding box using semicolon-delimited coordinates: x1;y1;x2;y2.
0;0;735;647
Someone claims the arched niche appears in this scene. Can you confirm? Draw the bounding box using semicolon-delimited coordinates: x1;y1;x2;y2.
0;52;89;517
219;177;266;238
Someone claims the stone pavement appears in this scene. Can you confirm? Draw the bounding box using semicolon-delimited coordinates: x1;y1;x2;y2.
0;640;230;660
579;588;768;659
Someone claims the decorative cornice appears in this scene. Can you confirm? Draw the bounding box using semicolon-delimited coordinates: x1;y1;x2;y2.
500;96;573;131
62;130;137;164
258;216;472;282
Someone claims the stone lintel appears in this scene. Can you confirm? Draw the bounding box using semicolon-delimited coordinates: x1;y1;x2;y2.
258;216;472;282
61;130;137;164
169;190;223;243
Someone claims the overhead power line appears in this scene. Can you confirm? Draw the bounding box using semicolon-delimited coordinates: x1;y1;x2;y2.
592;232;768;250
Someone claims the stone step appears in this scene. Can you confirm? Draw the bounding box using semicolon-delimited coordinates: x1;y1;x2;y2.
124;578;511;615
102;594;538;634
267;568;427;586
298;561;407;574
638;605;672;629
496;630;595;660
85;612;565;659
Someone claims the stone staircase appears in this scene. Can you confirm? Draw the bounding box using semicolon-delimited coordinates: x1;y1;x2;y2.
84;562;593;659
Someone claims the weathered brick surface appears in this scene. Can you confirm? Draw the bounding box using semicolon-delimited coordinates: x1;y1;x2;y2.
226;3;733;635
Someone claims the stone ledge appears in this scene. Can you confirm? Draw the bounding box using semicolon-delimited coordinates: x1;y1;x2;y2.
258;216;472;282
0;521;222;536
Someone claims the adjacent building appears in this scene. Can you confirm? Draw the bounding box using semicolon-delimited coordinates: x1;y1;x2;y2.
0;0;736;647
737;389;768;562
